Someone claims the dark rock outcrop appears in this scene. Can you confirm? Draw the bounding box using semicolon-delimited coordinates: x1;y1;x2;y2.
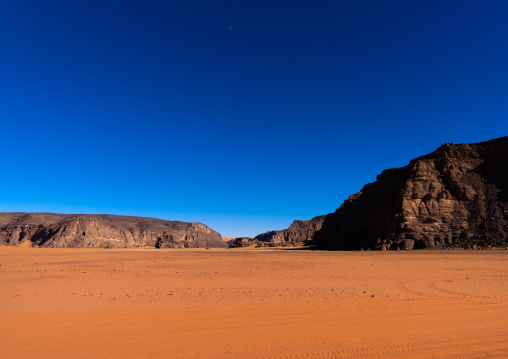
222;237;236;247
229;236;305;248
0;213;226;248
229;237;260;248
313;137;508;250
254;216;325;245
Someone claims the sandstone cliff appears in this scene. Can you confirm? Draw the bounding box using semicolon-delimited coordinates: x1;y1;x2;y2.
254;216;325;244
0;213;227;248
313;137;508;250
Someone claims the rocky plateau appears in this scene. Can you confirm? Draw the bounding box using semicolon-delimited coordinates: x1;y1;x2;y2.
0;213;226;248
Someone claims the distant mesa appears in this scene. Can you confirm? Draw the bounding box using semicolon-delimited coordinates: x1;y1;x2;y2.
222;237;235;246
312;136;508;250
252;215;326;247
229;236;307;248
0;213;227;249
230;215;326;248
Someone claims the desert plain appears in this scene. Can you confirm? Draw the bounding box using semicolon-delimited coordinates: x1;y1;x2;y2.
0;246;507;358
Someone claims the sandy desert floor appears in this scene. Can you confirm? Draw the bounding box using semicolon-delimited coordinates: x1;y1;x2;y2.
0;246;507;358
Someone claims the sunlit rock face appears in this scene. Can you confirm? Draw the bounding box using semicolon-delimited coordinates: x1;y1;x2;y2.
255;215;326;245
0;213;226;248
313;137;508;250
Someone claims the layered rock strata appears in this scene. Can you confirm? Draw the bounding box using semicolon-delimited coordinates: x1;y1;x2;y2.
0;213;226;248
313;137;508;250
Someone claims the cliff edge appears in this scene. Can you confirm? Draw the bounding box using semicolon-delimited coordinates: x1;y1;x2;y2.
313;137;508;250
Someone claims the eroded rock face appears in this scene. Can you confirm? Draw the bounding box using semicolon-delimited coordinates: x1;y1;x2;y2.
255;216;325;244
0;213;226;248
313;137;508;250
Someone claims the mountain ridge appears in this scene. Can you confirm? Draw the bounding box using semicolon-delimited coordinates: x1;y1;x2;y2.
254;215;326;245
0;212;226;248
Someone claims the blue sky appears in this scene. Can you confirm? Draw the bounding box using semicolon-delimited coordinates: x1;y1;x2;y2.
1;1;507;237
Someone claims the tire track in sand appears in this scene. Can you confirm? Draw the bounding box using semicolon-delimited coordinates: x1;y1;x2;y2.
264;331;508;359
399;276;496;299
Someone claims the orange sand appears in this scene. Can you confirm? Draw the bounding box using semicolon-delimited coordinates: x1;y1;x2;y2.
0;246;507;358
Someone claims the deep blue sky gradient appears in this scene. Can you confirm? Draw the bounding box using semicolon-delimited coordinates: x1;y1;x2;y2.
1;1;507;237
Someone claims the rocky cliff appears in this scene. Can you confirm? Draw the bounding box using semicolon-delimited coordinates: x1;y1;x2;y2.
255;215;325;244
313;137;508;250
0;213;227;248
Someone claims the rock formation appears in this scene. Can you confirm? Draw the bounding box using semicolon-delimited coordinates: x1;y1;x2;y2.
229;236;306;248
222;237;235;246
229;237;260;248
0;213;226;248
313;137;508;250
254;215;325;245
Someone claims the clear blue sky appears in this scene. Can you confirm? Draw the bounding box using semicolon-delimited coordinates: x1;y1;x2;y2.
1;1;507;237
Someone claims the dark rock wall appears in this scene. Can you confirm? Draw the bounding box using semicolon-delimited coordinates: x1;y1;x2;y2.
313;137;508;250
0;213;226;248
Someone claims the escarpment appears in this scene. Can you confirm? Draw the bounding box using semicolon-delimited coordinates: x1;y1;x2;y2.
0;213;226;248
313;137;508;250
254;215;325;245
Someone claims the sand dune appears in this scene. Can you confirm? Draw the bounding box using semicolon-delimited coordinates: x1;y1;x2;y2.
0;247;506;358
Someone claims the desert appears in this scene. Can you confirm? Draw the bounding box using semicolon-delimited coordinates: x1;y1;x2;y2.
2;2;507;358
1;246;507;358
1;137;507;358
